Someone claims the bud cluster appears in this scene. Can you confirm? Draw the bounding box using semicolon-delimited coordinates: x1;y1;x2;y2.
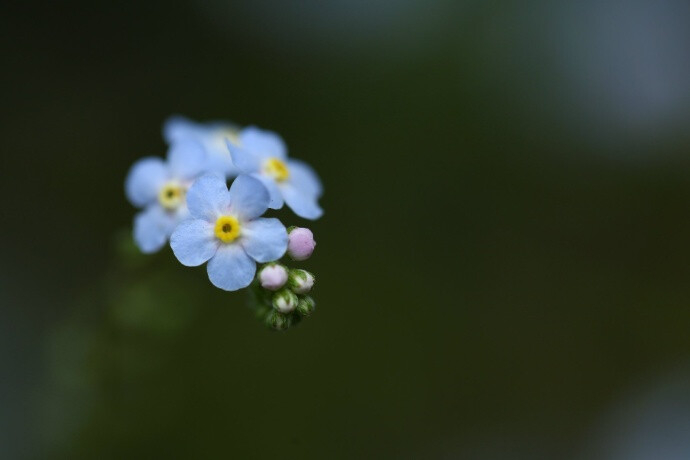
251;227;318;331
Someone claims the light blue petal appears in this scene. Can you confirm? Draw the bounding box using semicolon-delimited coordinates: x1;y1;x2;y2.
239;126;288;159
133;205;176;253
186;174;231;222
170;219;219;266
228;175;270;220
281;184;324;220
125;157;168;207
227;141;260;173
287;159;323;198
164;116;240;145
251;173;284;209
206;244;256;291
163;115;200;144
164;117;241;179
241;218;288;263
168;140;207;179
206;148;239;179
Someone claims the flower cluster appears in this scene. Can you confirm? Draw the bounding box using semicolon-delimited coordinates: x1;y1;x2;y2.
124;116;323;330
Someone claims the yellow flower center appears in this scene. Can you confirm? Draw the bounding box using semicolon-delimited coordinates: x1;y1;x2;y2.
214;215;241;243
262;157;290;182
158;182;185;210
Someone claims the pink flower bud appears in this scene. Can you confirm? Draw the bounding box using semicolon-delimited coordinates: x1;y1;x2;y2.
259;265;288;291
287;227;316;261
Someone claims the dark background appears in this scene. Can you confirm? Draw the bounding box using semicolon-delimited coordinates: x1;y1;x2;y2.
3;1;690;458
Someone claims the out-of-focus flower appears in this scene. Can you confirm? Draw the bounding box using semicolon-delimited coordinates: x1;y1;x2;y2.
170;174;288;291
164;115;241;178
287;227;316;260
227;126;323;219
125;140;207;253
288;269;314;294
258;264;288;291
272;289;298;313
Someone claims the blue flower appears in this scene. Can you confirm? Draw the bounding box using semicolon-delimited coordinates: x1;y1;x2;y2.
164;115;241;178
125;140;207;253
170;174;288;291
226;126;323;220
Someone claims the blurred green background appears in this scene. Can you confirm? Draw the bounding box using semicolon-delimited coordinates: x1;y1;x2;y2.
3;1;690;458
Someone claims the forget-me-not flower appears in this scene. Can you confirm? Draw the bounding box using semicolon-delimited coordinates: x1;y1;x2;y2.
164;115;241;178
170;174;288;291
125;140;208;253
226;126;323;220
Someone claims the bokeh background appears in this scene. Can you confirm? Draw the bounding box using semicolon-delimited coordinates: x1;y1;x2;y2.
3;1;690;458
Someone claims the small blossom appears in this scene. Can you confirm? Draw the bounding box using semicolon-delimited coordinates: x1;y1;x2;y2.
259;264;288;291
296;296;316;316
288;269;314;294
287;227;316;261
125;140;207;253
170;174;288;291
164;115;241;178
226;126;323;219
272;289;298;313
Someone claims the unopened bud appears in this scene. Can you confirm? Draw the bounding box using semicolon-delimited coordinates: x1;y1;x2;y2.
288;269;315;294
272;289;298;313
258;264;288;291
296;296;316;316
287;227;316;261
264;310;292;331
